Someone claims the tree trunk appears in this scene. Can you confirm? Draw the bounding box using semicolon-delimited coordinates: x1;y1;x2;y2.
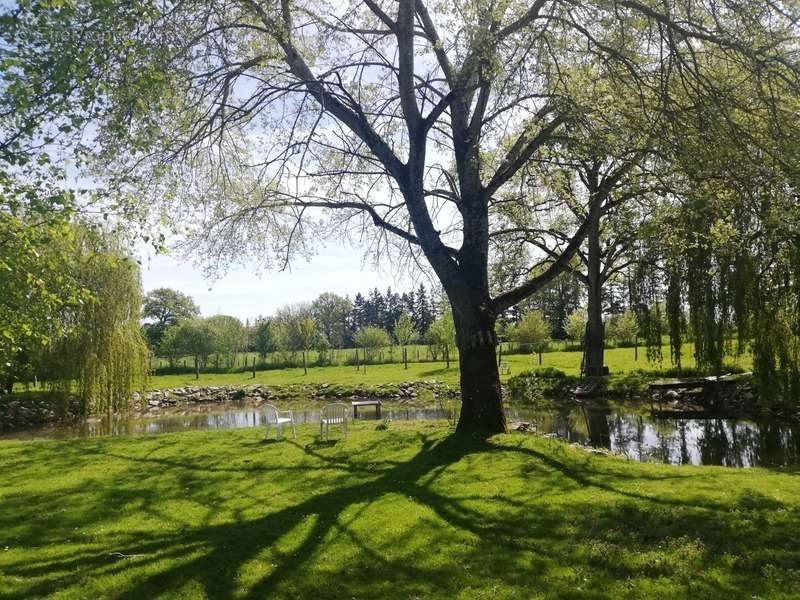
399;135;506;431
456;338;505;432
453;309;506;433
302;350;307;375
584;208;607;377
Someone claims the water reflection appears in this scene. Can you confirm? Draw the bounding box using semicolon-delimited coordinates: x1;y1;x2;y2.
0;404;453;441
2;401;799;467
510;404;800;467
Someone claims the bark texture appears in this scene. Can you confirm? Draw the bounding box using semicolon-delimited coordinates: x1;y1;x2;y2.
584;207;608;376
453;308;505;432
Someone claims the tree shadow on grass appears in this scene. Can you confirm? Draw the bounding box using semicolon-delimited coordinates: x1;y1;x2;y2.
416;366;455;378
1;430;799;599
304;439;340;449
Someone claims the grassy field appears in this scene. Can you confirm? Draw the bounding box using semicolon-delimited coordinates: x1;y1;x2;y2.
149;341;588;370
0;422;797;599
148;343;752;390
152;343;445;370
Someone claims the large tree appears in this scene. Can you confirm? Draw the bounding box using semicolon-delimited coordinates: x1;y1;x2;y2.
142;287;200;349
206;314;247;368
252;317;277;358
617;43;800;389
311;292;352;348
489;63;664;375
509;155;657;375
163;318;217;376
635;66;800;395
0;176;86;391
2;0;797;430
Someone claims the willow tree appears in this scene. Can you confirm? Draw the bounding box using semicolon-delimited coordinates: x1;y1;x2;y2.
45;229;149;414
661;119;799;398
2;0;797;430
626;44;800;398
635;161;800;398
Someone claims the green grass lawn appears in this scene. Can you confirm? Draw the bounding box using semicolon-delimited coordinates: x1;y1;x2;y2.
0;422;797;599
8;343;751;394
149;343;752;390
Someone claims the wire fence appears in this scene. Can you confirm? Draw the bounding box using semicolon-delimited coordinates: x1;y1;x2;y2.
148;340;601;375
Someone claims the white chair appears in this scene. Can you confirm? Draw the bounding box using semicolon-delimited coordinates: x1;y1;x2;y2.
263;404;296;440
320;403;348;441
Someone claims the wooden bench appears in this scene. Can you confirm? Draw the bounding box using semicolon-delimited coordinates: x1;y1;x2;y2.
352;400;382;419
499;362;511;375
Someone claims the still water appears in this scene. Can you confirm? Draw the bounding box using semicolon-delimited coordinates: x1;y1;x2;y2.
2;401;798;468
525;405;800;468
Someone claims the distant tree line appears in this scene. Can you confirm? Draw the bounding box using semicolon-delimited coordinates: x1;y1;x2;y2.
345;284;437;346
143;275;653;375
142;283;450;373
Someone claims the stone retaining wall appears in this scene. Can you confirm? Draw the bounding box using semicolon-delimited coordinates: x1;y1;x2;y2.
136;380;457;411
0;395;84;431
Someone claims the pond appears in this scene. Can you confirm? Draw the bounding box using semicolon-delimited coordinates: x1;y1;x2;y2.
522;404;800;468
2;400;798;468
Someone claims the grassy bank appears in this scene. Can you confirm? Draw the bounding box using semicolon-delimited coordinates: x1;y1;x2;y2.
6;343;751;395
148;343;751;390
0;422;797;599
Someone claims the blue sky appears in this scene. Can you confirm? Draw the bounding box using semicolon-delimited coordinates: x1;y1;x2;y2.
138;243;410;321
